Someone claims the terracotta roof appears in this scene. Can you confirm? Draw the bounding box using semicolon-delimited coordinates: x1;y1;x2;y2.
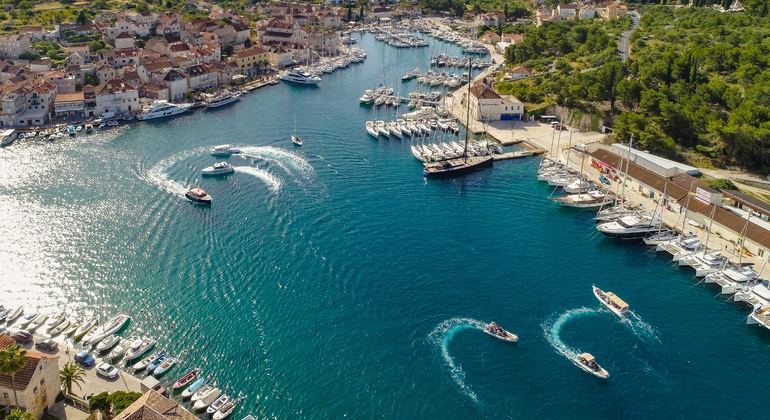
236;47;266;58
0;334;57;391
469;82;501;100
117;390;198;420
263;31;292;38
55;92;85;102
116;32;133;39
95;79;136;95
723;190;770;215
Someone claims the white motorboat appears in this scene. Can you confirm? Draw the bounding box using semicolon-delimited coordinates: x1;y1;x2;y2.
17;313;39;329
124;336;156;360
73;317;99;340
365;121;379;138
192;386;222;410
213;398;237;420
136;100;192;120
211;144;240;157
202;162;235;176
153;356;175;376
575;353;609;379
596;214;665;240
207;394;230;415
95;334;121;353
643;229;679;246
0;129;17;146
359;90;375;104
280;69;321;85
554;190;614;210
28;312;48;330
83;313;130;345
106;337;130;361
46;312;67;332
132;353;158;371
6;306;23;322
291;135;303;146
593;286;632;318
49;318;71;336
206;91;241;108
483;322;518;342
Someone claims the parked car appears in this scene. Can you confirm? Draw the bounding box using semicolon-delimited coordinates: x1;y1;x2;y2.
96;362;119;379
11;330;32;344
74;351;95;366
34;338;58;351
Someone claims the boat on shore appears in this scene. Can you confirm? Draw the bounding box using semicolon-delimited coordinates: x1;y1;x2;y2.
593;286;632;318
575;352;609;378
172;368;200;390
483;322;518;342
201;162;234;176
211;144;240;157
136;100;192;120
185;188;212;206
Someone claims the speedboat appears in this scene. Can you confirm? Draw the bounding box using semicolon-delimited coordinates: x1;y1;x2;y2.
72;317;99;340
83;313;130;345
280;69;321;85
146;354;166;372
49;318;71;336
133;353;160;371
181;376;206;399
483;322;518;342
95;334;121;353
136;100;192;120
575;352;609;379
185;188;212;206
211;144;240;156
202;162;234;176
172;368;200;390
291;135;303;146
153;356;175;376
125;336;156;360
593;285;632;318
192;385;221;410
213;398;237;420
207;394;230;415
106;338;130;362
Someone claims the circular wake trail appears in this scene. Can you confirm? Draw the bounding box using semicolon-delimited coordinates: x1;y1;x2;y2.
145;146;211;197
236;166;282;193
428;317;486;403
239;146;314;180
542;307;600;365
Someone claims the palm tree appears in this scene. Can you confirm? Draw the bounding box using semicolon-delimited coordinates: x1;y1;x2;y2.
5;408;35;420
59;362;86;397
0;345;27;407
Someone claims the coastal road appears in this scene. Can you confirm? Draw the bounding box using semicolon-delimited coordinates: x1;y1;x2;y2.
618;11;640;62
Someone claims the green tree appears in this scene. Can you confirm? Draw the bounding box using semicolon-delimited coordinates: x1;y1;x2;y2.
109;391;142;414
76;10;88;25
89;392;111;415
0;345;27;407
59;362;86;397
5;408;34;420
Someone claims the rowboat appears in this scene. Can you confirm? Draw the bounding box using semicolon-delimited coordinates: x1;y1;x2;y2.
207;394;230;415
181;376;206;399
483;322;518;342
213;398;237;420
593;285;632;318
63;320;82;336
95;334;121;353
153;357;176;376
73;317;99;340
50;319;71;336
192;385;221;410
575;352;609;379
172;368;200;390
145;355;166;372
133;353;159;371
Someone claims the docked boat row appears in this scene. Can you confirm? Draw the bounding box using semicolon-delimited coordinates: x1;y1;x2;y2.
284;48;367;83
430;53;492;69
364;117;461;140
371;28;430;48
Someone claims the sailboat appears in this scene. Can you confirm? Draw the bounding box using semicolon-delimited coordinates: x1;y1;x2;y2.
291;116;303;146
423;61;493;177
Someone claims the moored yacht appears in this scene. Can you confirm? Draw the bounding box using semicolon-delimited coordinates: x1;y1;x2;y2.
680;251;729;277
280;69;321;85
596;214;665;240
83;313;130;345
365;121;379;138
657;237;702;261
205;91;241;108
643;229;679;246
593;286;632;317
136;100;192;120
553;190;614;210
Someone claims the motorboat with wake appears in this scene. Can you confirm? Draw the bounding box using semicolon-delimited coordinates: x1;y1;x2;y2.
593;286;632;318
202;162;234;176
211;144;240;157
575;353;609;379
483;322;518;342
185;188;212;206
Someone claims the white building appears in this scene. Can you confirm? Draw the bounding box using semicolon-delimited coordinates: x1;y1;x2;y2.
0;335;60;418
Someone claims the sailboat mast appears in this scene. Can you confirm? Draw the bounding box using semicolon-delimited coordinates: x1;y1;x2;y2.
463;57;472;164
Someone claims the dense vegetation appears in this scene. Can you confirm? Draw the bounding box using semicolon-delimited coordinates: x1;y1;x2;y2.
499;6;770;173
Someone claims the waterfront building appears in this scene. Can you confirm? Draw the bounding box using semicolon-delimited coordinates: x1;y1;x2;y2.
187;63;218;90
233;46;269;76
54;92;86;118
0;81;55;127
0;334;60;418
94;79;140;117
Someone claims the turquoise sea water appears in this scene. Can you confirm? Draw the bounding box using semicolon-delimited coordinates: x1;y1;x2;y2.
2;33;770;418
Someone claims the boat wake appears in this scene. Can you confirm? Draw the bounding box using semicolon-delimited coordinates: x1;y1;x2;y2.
624;313;661;343
239;146;314;182
145;146;211;197
235;166;282;193
428;317;486;404
542;307;601;368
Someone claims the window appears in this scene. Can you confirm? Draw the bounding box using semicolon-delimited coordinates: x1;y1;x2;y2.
40;378;45;385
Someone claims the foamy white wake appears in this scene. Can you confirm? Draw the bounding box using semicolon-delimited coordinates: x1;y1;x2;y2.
428;317;486;404
542;307;600;368
235;166;282;193
239;146;314;180
625;313;661;342
145;146;211;197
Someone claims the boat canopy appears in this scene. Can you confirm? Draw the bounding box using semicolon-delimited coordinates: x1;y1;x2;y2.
580;353;595;362
682;237;702;249
605;292;629;309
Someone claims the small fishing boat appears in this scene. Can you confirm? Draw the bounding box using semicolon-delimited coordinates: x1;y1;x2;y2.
28;312;48;330
213;398;237;420
593;286;632;318
181;376;206;399
146;355;167;372
63;320;82;336
85;124;93;133
172;368;200;390
125;336;155;360
153;357;176;376
72;317;99;340
50;318;71;336
483;322;518;342
207;394;230;415
95;334;121;353
6;307;23;322
18;313;39;329
575;352;609;379
46;312;67;332
192;386;221;410
133;353;160;371
291;135;303;146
